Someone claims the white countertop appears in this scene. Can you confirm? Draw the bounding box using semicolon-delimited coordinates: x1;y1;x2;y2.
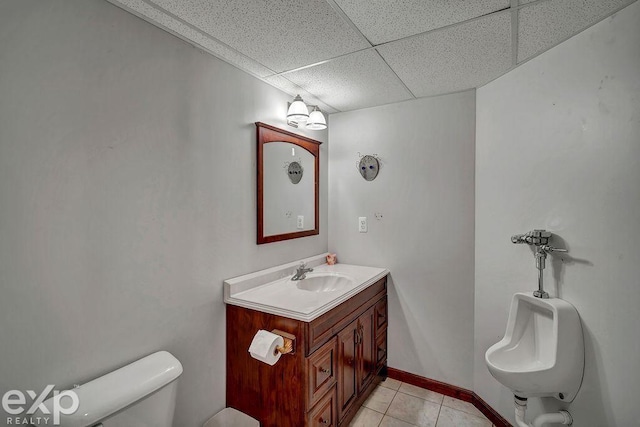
224;254;389;322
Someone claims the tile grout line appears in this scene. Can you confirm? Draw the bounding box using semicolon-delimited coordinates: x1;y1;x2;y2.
383;384;406;426
363;380;493;426
434;400;444;427
378;386;396;421
441;396;492;421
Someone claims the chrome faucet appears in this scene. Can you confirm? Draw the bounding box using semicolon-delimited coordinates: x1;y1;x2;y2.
512;230;567;298
292;262;313;281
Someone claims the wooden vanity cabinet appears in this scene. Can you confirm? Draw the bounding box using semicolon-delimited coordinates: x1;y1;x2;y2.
226;275;388;427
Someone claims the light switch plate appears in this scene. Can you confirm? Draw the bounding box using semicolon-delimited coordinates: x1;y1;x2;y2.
358;217;367;233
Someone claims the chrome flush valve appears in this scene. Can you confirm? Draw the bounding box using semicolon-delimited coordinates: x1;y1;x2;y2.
511;230;567;298
511;229;552;246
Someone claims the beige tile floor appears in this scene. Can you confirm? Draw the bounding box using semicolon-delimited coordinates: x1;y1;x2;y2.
349;378;495;427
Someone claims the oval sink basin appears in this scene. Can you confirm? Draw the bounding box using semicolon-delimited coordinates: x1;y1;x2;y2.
295;272;355;292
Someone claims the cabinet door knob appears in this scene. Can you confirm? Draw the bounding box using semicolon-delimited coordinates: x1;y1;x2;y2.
319;367;330;374
319;418;329;424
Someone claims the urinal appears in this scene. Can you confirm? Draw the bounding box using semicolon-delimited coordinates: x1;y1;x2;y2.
485;292;584;402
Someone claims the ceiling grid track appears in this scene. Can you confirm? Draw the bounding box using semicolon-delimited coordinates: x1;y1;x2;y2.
273;74;342;112
511;0;519;66
134;0;277;76
374;6;511;50
274;3;516;101
105;0;639;112
320;0;417;99
108;0;342;112
322;0;374;46
373;50;418;99
275;6;515;78
478;0;638;89
276;46;377;77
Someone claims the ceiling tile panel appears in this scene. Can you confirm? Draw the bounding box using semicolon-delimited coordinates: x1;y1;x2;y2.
377;11;512;98
518;0;635;62
146;0;370;73
334;0;509;45
110;0;635;112
282;50;413;111
265;75;340;113
109;0;275;77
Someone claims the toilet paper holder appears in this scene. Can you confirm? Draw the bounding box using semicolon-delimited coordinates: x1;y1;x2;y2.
272;329;296;355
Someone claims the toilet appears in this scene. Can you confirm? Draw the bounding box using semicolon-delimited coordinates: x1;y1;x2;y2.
203;407;259;427
34;350;257;427
34;350;183;426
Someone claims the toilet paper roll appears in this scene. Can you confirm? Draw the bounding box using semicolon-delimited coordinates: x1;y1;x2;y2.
248;330;284;366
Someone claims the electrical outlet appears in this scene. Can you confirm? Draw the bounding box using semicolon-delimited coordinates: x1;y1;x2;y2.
358;217;367;233
297;215;304;229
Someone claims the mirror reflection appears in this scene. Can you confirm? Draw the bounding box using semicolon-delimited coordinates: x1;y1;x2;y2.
263;142;315;236
256;122;321;244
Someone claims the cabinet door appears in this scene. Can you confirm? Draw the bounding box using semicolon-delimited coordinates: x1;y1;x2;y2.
337;319;357;421
357;306;375;393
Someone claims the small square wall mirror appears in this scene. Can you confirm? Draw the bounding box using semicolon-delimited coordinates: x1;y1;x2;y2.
256;122;321;244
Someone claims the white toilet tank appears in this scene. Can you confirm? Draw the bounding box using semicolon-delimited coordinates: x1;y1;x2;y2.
35;351;183;427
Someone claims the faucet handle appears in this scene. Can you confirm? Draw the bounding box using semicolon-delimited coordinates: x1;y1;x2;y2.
540;245;567;253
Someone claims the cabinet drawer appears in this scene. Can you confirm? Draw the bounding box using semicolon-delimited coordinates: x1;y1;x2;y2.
308;386;337;427
306;277;387;355
375;297;388;334
307;337;337;409
375;328;387;368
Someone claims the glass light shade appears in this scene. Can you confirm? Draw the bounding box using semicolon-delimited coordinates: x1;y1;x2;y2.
306;107;327;130
287;95;309;122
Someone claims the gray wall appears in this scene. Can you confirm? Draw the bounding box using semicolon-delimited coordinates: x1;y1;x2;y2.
328;92;476;389
0;1;327;426
474;2;640;425
3;1;638;426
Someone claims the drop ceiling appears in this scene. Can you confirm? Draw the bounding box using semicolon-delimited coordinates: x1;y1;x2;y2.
107;0;636;113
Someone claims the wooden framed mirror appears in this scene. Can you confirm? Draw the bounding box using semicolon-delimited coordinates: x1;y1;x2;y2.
256;122;321;244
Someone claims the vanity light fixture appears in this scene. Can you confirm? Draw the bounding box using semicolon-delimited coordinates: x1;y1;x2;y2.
287;94;309;122
306;106;327;130
286;94;327;130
